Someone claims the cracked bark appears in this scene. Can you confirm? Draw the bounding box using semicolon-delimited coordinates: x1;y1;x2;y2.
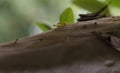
0;16;120;73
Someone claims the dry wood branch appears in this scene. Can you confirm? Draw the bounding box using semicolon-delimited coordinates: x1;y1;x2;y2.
0;16;120;73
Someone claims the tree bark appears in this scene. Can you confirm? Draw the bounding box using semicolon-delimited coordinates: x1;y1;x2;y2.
0;16;120;73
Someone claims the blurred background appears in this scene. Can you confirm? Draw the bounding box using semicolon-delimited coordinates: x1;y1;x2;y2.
0;0;120;43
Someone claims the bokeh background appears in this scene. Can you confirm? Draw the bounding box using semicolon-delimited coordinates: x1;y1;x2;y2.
0;0;120;43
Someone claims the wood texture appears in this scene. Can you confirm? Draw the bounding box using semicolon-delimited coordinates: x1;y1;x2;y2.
0;16;120;73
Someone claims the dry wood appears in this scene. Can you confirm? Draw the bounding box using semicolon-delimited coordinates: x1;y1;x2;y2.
0;16;120;73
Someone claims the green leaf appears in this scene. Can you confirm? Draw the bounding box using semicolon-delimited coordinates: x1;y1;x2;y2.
59;7;74;24
72;0;110;15
35;22;51;31
107;0;120;7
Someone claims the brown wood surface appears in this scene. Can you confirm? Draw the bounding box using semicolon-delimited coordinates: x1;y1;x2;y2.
0;16;120;73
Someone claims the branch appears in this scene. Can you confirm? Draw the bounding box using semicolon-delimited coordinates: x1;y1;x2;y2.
0;16;120;73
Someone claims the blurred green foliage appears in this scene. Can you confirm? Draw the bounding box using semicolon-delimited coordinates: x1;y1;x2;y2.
59;7;74;24
72;0;120;16
35;22;51;31
36;7;74;31
72;0;111;15
0;0;71;42
0;0;120;43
